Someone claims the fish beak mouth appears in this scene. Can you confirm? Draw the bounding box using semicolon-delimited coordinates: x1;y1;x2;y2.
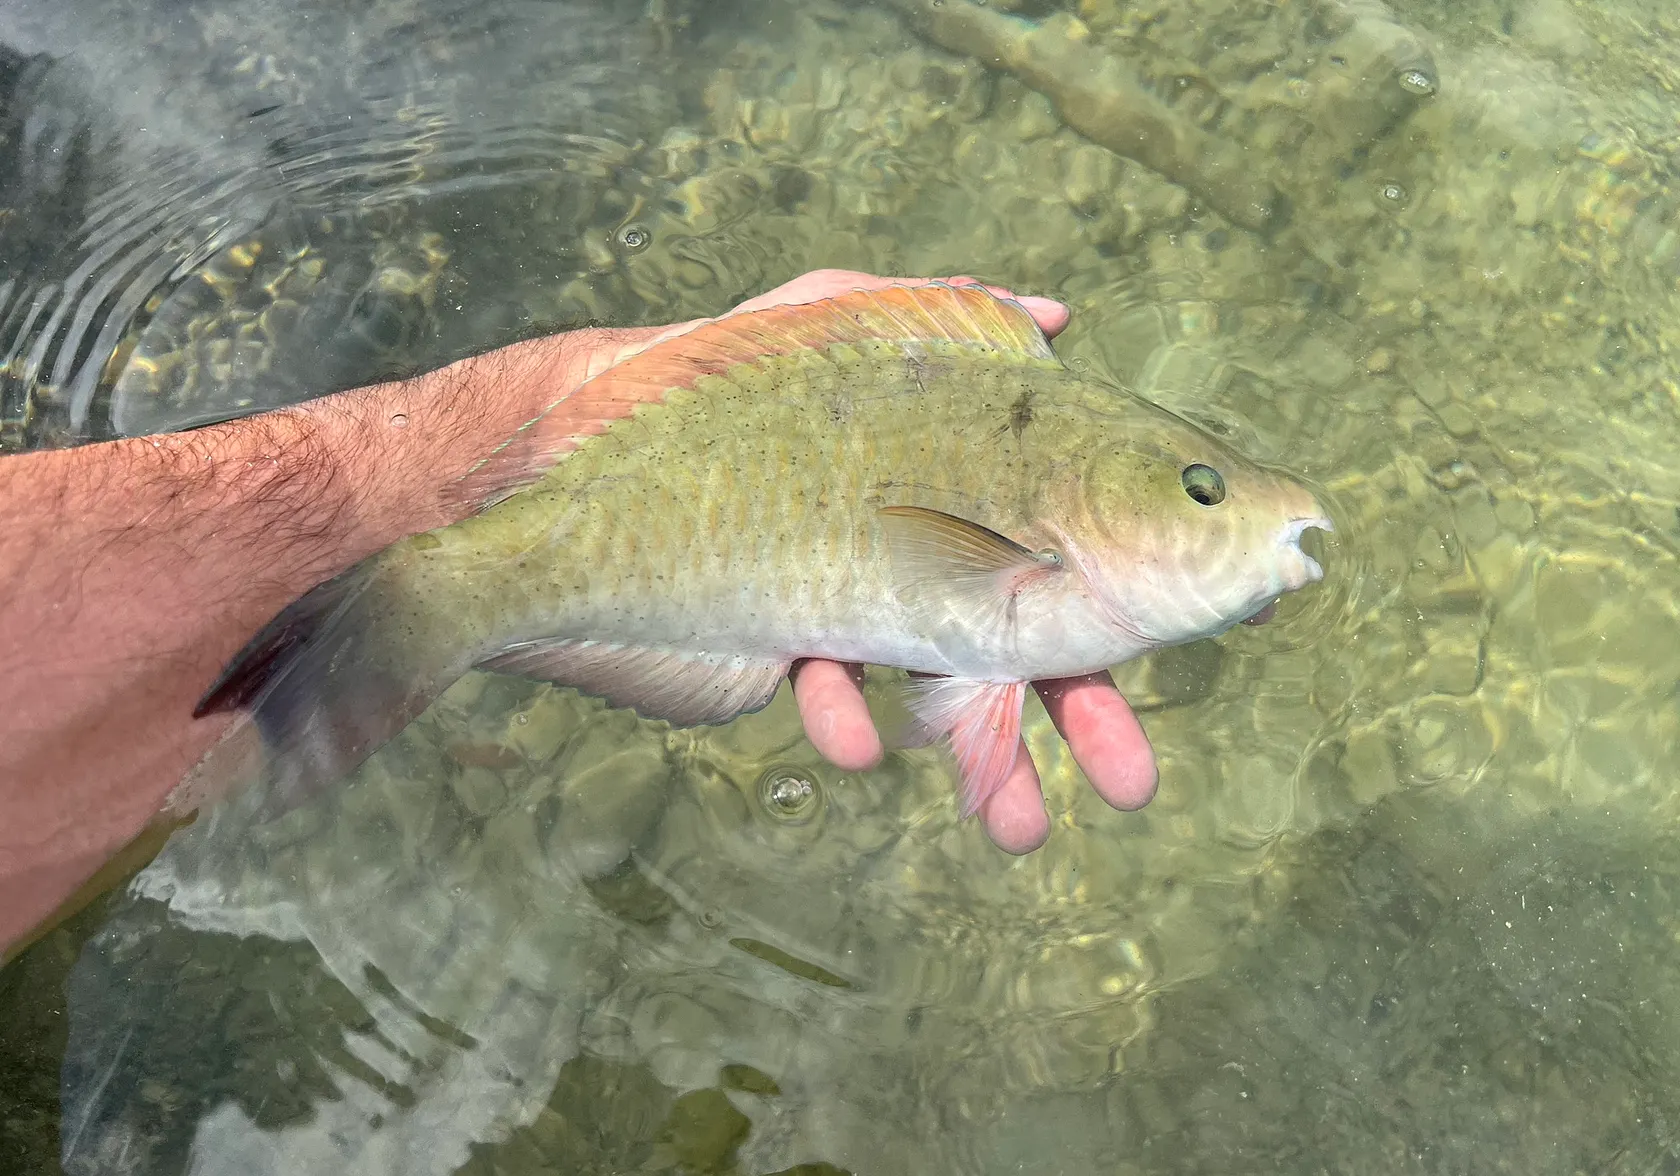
1278;515;1335;589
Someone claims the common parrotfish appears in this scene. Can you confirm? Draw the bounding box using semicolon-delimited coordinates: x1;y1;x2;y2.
195;283;1332;821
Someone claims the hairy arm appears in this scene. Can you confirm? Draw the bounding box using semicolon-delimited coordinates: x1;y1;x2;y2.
0;329;624;954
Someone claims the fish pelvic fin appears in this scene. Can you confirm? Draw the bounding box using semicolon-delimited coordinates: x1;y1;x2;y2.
902;676;1029;818
192;548;466;817
445;282;1063;514
481;640;789;727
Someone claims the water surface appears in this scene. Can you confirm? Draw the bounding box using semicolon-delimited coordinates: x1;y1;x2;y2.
4;0;1680;1172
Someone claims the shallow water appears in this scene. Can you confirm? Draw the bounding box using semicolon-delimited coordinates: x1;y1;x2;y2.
5;0;1680;1171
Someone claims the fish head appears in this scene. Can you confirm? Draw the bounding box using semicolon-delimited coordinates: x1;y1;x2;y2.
1060;413;1333;648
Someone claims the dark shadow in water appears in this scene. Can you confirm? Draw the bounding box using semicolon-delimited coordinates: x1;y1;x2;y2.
1096;803;1680;1174
59;901;394;1173
0;0;686;449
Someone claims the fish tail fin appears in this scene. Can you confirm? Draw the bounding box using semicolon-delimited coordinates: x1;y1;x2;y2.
191;550;468;816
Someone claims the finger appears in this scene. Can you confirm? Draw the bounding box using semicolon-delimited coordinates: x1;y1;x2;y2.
978;740;1051;854
941;276;1070;337
1034;672;1159;811
1011;294;1070;337
790;659;884;772
725;269;883;316
726;270;1072;337
564;272;1069;391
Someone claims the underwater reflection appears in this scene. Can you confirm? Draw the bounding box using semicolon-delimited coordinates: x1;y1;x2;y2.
59;685;1680;1173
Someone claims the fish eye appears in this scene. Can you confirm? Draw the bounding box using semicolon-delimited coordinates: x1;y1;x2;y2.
1181;463;1226;506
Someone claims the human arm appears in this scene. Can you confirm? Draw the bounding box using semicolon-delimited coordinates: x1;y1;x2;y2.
0;318;619;955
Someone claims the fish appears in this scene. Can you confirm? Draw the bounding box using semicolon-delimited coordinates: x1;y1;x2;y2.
193;282;1333;821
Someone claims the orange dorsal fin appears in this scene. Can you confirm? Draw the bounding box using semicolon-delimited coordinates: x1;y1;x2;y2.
444;282;1061;512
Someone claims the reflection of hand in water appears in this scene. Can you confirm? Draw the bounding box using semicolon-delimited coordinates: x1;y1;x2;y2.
0;268;1155;958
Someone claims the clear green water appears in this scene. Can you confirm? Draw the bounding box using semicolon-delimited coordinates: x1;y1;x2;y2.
5;0;1680;1172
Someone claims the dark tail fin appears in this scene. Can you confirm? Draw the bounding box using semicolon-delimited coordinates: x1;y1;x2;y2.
195;563;368;719
192;552;467;817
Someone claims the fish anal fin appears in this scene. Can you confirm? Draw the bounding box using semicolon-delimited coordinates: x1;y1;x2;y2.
481;640;789;727
444;283;1062;513
878;505;1066;626
902;677;1028;817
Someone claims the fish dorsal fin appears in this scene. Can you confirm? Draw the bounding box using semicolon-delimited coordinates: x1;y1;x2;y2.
446;283;1061;513
479;639;789;728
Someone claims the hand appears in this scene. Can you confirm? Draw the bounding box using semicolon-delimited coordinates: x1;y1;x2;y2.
632;269;1160;854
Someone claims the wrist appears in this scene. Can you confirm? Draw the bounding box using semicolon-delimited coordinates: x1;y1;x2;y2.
312;324;667;550
285;331;574;557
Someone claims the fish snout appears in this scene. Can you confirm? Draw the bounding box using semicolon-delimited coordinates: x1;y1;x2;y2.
1277;515;1335;590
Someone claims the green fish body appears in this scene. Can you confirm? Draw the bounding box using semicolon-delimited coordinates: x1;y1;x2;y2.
198;284;1331;818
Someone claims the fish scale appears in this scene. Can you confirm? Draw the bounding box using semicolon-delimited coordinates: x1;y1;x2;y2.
193;283;1331;823
512;358;1042;648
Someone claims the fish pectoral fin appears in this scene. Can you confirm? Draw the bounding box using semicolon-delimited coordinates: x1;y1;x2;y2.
878;505;1065;626
901;676;1028;818
479;640;789;727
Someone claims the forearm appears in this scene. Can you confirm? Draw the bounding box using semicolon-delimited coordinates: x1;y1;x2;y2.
0;330;594;952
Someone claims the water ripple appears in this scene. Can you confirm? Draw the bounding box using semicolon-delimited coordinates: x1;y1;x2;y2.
0;0;669;448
